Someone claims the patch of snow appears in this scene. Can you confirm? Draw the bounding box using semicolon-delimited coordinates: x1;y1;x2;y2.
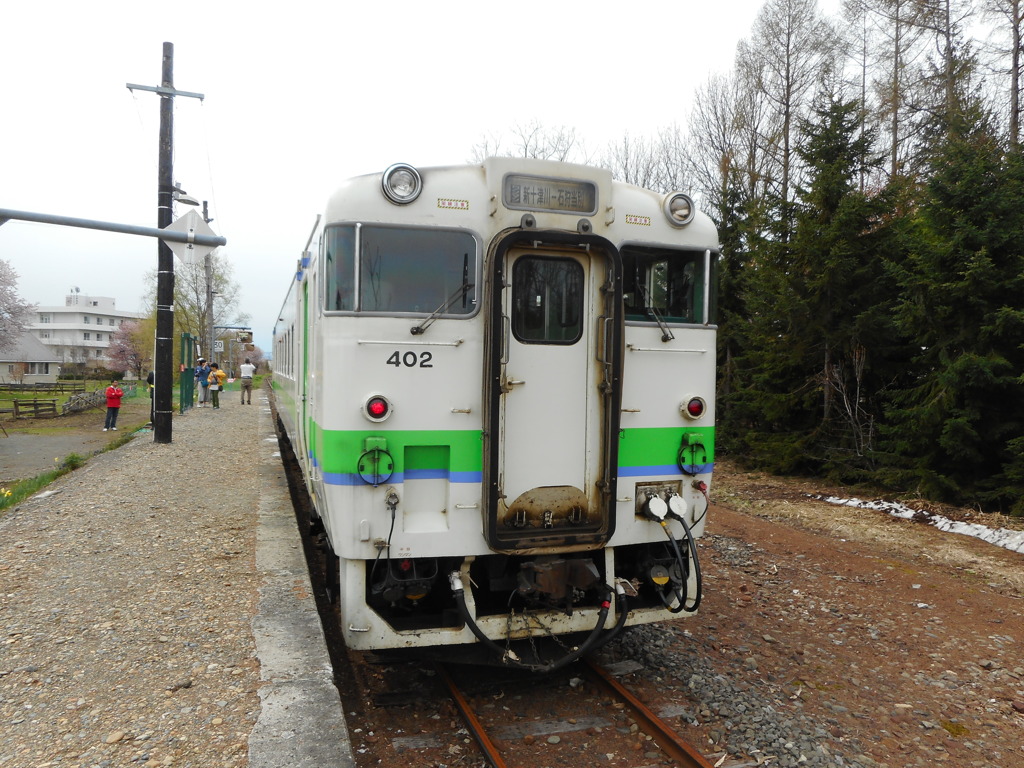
814;495;1024;555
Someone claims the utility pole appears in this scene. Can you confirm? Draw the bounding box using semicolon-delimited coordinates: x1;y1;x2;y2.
203;200;214;371
127;43;204;443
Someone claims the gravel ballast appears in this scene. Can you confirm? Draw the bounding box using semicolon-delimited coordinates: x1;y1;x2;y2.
2;395;271;767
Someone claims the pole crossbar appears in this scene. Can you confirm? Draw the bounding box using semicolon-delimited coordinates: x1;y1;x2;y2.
126;82;205;101
0;208;226;247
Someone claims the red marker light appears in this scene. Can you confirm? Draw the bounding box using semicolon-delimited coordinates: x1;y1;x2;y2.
684;397;706;419
365;396;391;420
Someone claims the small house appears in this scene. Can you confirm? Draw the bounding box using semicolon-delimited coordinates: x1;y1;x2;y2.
1;332;61;384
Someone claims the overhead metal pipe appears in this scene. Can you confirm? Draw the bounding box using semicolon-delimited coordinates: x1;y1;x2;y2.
0;207;227;248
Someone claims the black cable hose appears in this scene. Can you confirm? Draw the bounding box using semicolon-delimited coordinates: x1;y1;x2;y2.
658;516;703;613
678;514;703;611
692;492;709;527
451;579;629;673
576;588;630;659
369;501;397;588
655;531;687;612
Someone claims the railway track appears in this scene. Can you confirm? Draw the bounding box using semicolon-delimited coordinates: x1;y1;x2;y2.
340;647;759;768
437;656;719;768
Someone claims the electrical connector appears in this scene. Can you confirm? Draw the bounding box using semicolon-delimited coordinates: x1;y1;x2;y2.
641;495;668;521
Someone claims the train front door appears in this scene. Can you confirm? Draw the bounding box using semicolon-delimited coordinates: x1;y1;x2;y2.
484;240;621;552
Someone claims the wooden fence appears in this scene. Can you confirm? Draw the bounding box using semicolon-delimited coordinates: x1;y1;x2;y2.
12;399;58;418
0;382;87;394
62;383;137;415
0;383;137;419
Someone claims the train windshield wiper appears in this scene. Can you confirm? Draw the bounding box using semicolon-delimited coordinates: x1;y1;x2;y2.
637;285;675;342
410;281;474;335
647;304;675;342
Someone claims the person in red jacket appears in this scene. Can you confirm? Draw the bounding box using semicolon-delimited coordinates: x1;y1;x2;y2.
103;379;124;431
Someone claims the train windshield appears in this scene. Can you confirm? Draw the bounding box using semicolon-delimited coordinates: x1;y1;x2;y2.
323;225;478;315
621;246;715;324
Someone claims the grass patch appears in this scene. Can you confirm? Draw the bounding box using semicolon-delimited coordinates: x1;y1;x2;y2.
941;720;969;737
0;453;85;512
0;423;145;515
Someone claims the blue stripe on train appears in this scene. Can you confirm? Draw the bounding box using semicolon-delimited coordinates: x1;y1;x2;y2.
320;470;483;486
617;463;714;476
308;453;713;486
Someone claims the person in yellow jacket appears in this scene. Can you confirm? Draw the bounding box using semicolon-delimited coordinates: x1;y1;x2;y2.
207;363;228;409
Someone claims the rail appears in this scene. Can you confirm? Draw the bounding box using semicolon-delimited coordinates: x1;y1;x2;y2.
437;657;717;768
435;664;508;768
583;656;716;767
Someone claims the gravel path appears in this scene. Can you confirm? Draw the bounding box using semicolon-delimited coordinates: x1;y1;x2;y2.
0;396;268;768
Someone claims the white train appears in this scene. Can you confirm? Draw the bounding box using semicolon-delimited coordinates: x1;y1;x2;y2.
273;158;718;670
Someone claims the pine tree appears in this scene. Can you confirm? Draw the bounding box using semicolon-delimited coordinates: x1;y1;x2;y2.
883;107;1024;511
727;95;913;477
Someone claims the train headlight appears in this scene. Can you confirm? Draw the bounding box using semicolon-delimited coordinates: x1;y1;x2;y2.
381;163;422;205
364;395;393;422
663;192;695;227
681;396;706;420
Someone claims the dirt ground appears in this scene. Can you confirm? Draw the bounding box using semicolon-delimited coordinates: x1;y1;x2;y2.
0;395;153;485
685;461;1024;766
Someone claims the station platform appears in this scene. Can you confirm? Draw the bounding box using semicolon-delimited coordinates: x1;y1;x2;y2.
0;389;354;767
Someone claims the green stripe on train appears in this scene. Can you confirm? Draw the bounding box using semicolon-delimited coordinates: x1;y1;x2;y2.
618;426;716;466
308;426;484;474
298;424;713;473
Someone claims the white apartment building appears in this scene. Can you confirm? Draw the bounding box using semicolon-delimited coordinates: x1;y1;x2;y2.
29;293;145;371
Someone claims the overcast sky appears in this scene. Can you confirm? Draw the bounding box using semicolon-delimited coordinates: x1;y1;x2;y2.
1;0;838;353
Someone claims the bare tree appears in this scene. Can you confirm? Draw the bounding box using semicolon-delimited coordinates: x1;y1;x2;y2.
840;0;877;190
106;320;151;379
979;0;1024;143
912;0;978;123
145;256;249;362
650;125;695;195
849;0;930;178
738;0;841;213
600;132;661;189
0;258;35;354
687;73;758;216
471;120;590;163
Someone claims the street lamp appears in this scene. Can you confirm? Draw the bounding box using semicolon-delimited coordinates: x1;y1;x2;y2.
172;182;200;207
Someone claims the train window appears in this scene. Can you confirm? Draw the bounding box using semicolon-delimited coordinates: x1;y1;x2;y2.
621;246;712;324
361;226;477;315
511;256;584;344
324;226;357;311
324;225;478;316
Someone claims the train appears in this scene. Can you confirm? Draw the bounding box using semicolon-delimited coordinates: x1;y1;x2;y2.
273;157;719;670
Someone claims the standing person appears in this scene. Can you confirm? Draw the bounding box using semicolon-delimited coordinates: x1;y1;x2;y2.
239;358;256;404
195;358;211;407
103;378;124;431
145;370;155;424
208;363;227;409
